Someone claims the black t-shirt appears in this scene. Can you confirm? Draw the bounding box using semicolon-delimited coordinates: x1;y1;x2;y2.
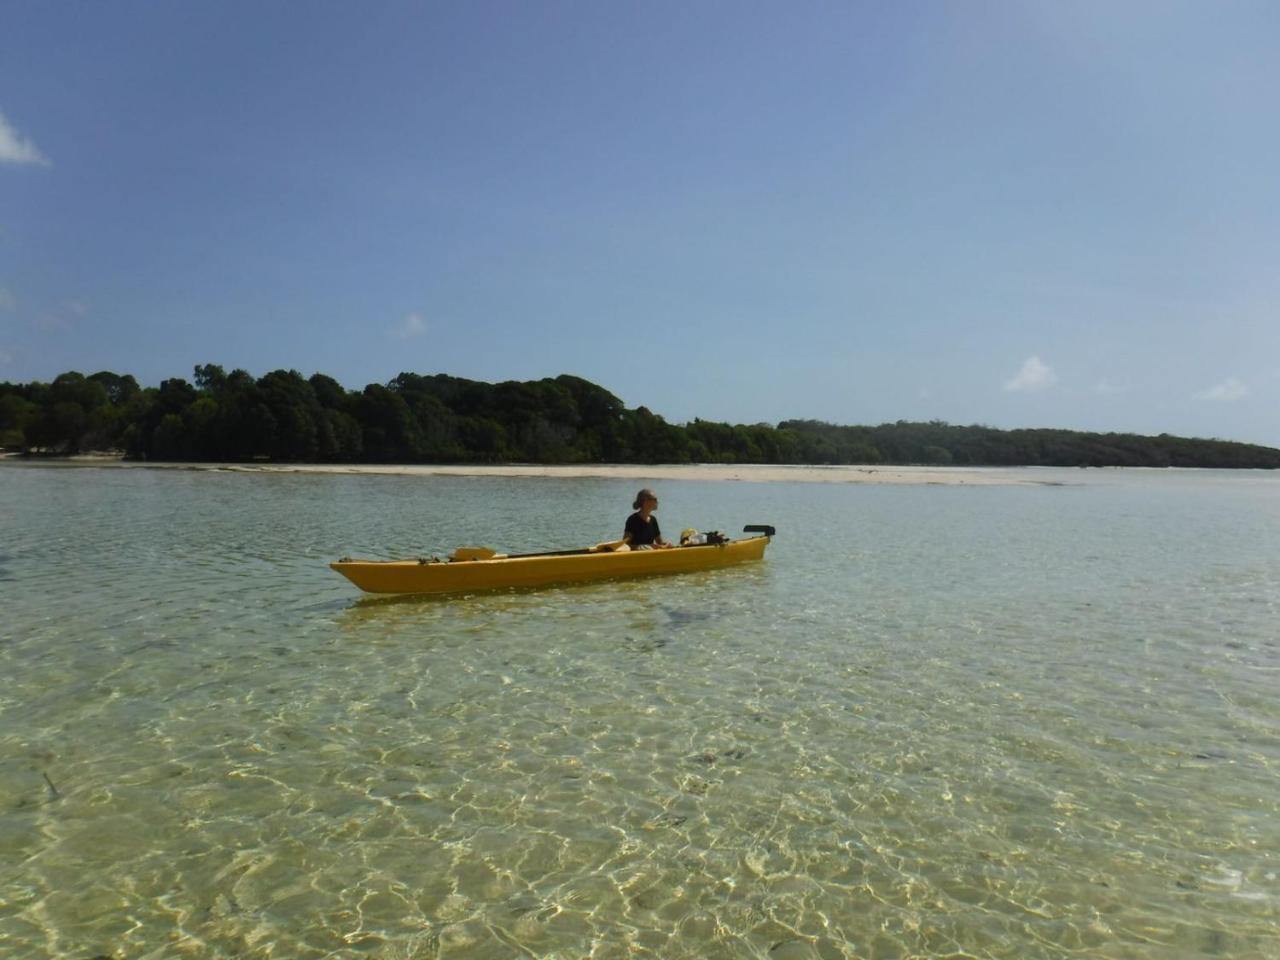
625;511;660;546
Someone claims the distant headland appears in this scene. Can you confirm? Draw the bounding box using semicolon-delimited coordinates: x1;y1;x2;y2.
3;366;1278;469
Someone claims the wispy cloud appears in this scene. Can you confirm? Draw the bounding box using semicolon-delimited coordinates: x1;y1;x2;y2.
1003;355;1057;393
35;313;71;332
33;299;88;332
1194;378;1248;402
0;110;49;166
393;312;427;339
1094;379;1128;396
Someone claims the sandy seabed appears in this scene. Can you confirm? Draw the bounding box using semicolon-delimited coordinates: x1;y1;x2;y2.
9;455;1056;486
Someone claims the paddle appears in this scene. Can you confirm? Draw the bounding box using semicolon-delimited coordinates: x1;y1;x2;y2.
450;539;631;562
449;546;502;561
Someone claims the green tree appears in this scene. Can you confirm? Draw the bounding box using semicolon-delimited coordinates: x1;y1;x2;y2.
7;367;1280;469
258;369;323;460
360;384;419;462
0;392;39;448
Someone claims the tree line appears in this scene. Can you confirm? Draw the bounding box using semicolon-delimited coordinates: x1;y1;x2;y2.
2;366;1278;469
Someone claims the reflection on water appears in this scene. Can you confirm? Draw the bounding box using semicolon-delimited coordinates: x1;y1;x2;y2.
1;464;1278;958
338;560;773;617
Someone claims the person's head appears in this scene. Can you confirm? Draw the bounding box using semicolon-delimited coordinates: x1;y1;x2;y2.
633;488;658;511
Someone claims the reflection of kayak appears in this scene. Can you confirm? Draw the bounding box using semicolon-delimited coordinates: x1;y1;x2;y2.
331;525;775;595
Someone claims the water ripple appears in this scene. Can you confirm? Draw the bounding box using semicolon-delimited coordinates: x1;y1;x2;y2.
2;465;1279;957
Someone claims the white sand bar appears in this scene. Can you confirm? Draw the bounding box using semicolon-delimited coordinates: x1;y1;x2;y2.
36;458;1061;485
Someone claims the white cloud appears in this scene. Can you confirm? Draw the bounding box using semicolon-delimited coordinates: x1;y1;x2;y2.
393;312;427;339
1003;355;1057;393
35;313;70;332
1094;379;1128;395
0;110;49;166
34;299;88;332
1194;378;1248;402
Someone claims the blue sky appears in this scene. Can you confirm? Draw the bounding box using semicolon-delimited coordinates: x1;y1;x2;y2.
2;1;1278;444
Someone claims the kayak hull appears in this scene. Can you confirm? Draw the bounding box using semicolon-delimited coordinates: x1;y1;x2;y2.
331;535;770;595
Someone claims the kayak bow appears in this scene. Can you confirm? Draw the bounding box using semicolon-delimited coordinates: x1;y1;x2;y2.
331;525;774;595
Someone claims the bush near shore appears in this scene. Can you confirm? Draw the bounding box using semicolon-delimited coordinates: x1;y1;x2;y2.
2;366;1278;469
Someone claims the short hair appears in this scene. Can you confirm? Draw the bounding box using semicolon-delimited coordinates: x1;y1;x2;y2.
633;488;657;509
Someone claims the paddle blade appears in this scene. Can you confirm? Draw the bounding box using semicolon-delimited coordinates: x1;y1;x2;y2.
450;546;499;561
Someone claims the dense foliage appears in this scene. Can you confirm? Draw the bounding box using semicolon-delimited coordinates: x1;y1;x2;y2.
3;366;1278;469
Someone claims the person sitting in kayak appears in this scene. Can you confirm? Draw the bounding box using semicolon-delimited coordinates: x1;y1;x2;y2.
623;488;672;549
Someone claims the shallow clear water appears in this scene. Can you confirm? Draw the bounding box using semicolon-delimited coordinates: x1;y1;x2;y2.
2;464;1278;959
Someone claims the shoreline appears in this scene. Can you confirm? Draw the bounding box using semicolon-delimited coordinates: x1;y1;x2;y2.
1;454;1058;485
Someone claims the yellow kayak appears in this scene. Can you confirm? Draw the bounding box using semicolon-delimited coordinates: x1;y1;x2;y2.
331;525;774;595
